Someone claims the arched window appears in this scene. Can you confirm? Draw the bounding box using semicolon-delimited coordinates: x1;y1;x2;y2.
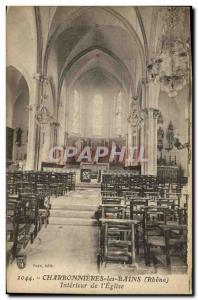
92;94;103;136
115;91;122;135
72;90;80;134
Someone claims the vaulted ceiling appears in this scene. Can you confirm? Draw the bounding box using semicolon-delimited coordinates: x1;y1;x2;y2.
41;6;148;104
8;6;190;118
7;66;29;106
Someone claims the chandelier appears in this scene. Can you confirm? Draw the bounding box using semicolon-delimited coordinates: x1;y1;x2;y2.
147;7;191;98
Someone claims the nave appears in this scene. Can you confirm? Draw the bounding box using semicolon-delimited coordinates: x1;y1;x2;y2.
6;6;192;294
7;170;188;278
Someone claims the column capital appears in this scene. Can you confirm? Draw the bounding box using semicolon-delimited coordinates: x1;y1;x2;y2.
50;121;60;128
142;107;160;119
32;73;49;84
151;108;161;119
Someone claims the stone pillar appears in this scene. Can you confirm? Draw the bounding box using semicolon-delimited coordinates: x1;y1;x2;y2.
143;81;160;175
147;108;160;175
57;124;65;146
125;133;128;167
126;97;142;168
57;99;66;146
25;79;38;170
38;123;51;168
125;124;131;167
140;118;147;175
53;122;60;146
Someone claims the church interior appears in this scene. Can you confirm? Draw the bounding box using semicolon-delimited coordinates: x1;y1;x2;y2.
6;6;192;278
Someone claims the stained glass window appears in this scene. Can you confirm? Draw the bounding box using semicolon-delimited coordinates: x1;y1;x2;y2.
92;94;103;136
72;90;80;134
115;91;122;135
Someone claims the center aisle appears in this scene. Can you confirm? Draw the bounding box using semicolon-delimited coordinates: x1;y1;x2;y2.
49;188;100;226
8;187;101;274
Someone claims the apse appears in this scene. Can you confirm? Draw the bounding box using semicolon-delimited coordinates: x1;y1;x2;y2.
66;68;128;140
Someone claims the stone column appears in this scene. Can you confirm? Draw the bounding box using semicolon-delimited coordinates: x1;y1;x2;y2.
57;99;66;146
50;122;60;147
147;108;160;175
38;123;51;168
57;123;65;146
126;107;134;167
127;124;141;167
140;117;147;175
125;133;128;167
25;78;39;170
143;80;161;175
125;124;131;167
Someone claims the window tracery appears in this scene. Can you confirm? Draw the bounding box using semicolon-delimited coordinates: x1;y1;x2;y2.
115;91;122;135
71;90;80;134
92;94;103;136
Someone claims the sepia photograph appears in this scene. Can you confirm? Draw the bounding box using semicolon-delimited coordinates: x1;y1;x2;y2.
6;5;193;294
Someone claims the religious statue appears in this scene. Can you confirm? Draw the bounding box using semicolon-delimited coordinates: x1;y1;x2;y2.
165;121;175;151
157;127;164;151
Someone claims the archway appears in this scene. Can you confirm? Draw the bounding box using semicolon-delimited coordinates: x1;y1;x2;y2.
6;66;29;168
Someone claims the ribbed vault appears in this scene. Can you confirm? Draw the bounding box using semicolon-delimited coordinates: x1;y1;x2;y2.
45;6;145;105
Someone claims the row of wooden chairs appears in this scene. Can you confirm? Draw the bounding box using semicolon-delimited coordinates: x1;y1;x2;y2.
7;171;76;197
101;173;185;199
6;192;49;269
6;170;76;269
101;174;158;197
97;175;188;273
